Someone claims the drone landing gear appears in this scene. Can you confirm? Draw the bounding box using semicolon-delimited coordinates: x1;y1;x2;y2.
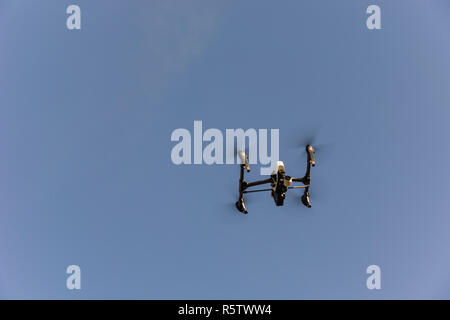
301;190;311;208
235;198;248;214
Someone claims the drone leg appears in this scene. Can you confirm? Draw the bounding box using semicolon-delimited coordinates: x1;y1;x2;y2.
236;197;248;214
301;187;312;208
300;149;313;208
236;164;248;214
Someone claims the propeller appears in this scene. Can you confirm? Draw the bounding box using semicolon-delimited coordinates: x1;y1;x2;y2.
288;124;334;164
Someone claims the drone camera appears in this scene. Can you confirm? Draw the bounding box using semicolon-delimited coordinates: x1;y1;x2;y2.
273;191;286;206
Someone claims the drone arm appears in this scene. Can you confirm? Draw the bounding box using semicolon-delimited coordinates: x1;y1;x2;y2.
291;177;307;184
245;178;272;189
244;188;272;193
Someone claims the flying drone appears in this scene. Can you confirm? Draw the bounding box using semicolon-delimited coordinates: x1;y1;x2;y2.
235;145;316;214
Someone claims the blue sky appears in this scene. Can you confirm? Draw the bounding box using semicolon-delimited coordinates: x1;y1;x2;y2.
1;0;450;299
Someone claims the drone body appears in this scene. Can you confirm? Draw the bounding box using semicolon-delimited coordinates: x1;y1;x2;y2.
235;145;315;214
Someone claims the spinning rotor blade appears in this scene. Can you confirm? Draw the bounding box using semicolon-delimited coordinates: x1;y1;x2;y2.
288;125;333;163
289;124;320;149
